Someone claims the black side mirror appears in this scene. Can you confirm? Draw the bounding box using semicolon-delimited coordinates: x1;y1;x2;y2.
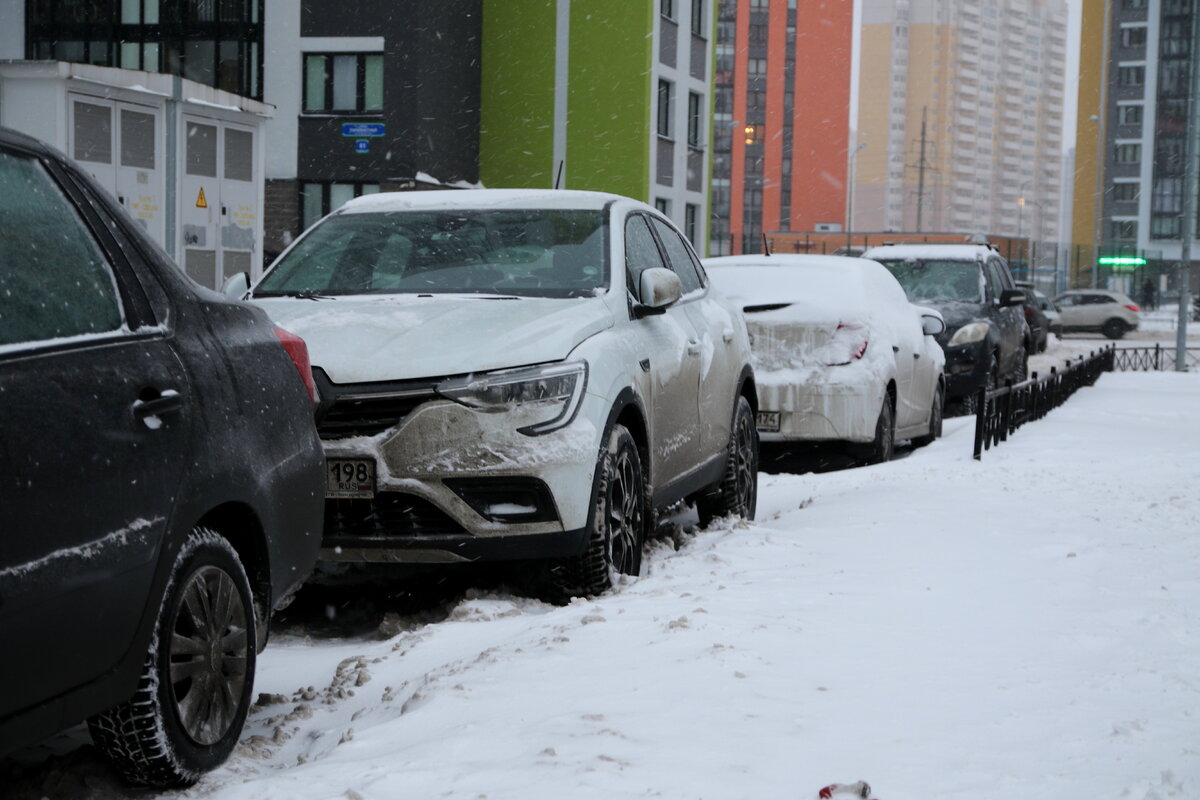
999;289;1026;307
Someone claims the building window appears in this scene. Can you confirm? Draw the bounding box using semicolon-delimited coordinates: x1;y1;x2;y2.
1118;104;1143;126
1110;220;1137;241
685;203;699;246
655;198;670;216
1122;0;1146;8
1120;26;1147;48
657;79;674;138
1113;182;1140;202
687;92;702;148
691;0;705;36
300;182;380;231
748;57;767;75
661;0;674;19
1115;143;1141;164
1117;65;1145;87
304;53;384;114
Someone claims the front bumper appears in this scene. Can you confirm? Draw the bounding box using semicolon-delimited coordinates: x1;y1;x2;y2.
755;375;884;444
317;393;604;564
942;340;991;401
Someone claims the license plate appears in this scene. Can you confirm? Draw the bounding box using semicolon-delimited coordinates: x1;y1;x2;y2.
756;411;780;432
326;458;376;499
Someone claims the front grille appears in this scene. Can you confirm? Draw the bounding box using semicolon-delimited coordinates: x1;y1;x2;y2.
316;390;438;438
324;493;466;540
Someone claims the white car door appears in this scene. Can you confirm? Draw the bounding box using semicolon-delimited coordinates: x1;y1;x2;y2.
623;213;704;485
647;217;738;461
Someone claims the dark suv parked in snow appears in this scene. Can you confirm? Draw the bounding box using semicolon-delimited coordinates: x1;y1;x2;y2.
863;243;1031;408
0;127;325;787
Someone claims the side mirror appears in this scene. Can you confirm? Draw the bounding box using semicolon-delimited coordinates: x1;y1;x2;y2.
635;267;683;316
921;314;946;336
222;271;250;300
999;288;1026;307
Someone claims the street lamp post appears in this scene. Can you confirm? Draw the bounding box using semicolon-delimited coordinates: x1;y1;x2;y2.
847;141;867;250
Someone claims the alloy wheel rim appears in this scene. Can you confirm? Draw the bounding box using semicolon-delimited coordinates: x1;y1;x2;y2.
168;565;249;746
734;413;756;511
606;449;642;573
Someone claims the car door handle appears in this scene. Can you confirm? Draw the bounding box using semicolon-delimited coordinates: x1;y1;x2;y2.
913;352;921;360
687;339;702;355
132;389;183;427
722;328;735;343
893;345;900;353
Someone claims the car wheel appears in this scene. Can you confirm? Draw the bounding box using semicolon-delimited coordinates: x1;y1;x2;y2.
696;395;759;527
544;424;646;601
859;394;895;465
89;529;256;788
913;383;944;447
1014;345;1029;382
1102;318;1126;340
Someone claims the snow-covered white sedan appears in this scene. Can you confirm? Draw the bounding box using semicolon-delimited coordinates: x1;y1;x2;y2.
242;189;758;599
704;254;946;462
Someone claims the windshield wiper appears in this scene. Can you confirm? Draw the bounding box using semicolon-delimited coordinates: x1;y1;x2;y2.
253;289;335;300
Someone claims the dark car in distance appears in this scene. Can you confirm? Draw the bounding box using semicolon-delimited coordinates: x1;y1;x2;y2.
0;127;325;787
862;243;1030;410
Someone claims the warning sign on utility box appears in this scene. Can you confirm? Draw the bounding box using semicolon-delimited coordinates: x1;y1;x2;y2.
196;187;208;208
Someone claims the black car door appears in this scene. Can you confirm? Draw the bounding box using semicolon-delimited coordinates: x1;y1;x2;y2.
986;258;1024;373
0;145;192;718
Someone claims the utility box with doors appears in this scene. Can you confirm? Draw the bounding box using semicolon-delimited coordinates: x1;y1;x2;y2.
0;61;271;290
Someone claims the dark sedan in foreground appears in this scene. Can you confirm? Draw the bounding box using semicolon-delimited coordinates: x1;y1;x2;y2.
0;127;325;786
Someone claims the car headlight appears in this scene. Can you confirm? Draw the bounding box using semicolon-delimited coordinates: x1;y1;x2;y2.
948;321;990;347
436;361;588;436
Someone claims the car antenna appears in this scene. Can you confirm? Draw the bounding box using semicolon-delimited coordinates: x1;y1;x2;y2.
554;160;564;190
761;232;771;256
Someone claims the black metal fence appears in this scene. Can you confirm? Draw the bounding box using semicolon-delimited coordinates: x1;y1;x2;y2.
1111;344;1200;372
973;347;1115;460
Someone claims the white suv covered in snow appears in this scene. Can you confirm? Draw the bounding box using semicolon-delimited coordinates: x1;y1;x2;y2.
246;189;758;598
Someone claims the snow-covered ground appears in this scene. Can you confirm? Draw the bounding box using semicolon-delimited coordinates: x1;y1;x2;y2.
5;368;1200;800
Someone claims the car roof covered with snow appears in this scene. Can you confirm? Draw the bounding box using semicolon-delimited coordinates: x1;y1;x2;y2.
702;254;906;314
340;188;634;215
860;243;997;262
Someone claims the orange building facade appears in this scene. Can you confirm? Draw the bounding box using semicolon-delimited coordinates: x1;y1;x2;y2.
710;0;853;256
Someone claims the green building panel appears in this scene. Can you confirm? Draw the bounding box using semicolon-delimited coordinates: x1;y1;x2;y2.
479;1;558;189
480;0;653;200
564;0;653;199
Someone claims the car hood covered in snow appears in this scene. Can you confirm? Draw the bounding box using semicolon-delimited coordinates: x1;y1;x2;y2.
254;294;614;383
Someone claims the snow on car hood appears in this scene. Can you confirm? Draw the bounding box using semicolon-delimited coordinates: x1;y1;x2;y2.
254;295;614;383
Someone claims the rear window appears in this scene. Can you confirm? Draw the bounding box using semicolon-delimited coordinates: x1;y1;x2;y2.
874;258;984;304
256;209;608;299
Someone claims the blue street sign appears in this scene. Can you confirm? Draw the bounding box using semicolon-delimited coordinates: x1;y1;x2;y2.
341;122;386;138
354;139;370;154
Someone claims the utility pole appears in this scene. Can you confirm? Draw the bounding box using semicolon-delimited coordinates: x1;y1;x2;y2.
1175;4;1200;370
916;107;928;233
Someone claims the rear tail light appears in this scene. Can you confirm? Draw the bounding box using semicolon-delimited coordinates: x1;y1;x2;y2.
1024;306;1035;318
823;322;869;366
1124;303;1140;312
274;326;318;404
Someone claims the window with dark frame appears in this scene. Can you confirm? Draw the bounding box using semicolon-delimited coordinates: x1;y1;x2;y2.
304;53;384;114
687;92;702;148
691;0;704;36
1118;104;1143;126
657;79;674;138
661;0;674;19
1113;182;1140;203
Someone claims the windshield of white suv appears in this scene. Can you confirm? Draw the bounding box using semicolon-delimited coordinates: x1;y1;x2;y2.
255;209;608;299
874;258;984;304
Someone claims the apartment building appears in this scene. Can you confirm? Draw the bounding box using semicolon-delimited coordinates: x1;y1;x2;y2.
1072;0;1200;290
710;0;854;256
855;0;1067;251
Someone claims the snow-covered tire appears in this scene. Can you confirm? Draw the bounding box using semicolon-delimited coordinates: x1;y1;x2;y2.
1102;318;1126;340
858;394;895;465
697;395;758;527
913;382;944;447
543;424;647;601
88;528;256;787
